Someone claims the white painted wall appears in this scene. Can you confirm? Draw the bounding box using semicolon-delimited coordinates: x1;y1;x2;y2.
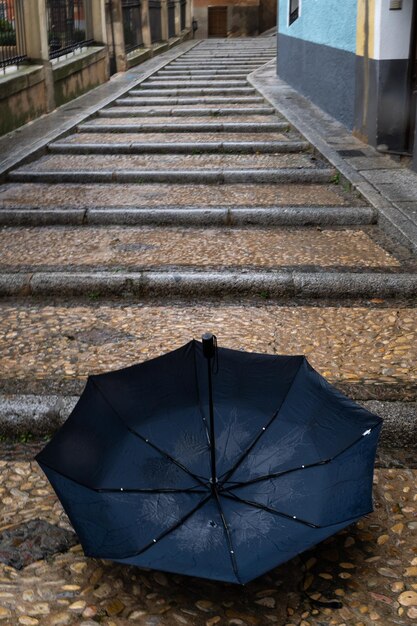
373;0;414;60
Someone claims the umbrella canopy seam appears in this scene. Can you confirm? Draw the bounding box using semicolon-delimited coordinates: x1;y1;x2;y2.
219;358;304;484
90;377;209;488
223;422;383;490
98;494;212;561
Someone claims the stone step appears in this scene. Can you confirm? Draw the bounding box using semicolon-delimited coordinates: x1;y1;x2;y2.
48;139;309;155
13;153;324;174
164;63;266;76
180;53;274;57
77;121;290;133
115;97;265;105
0;182;359;210
0;206;377;227
49;131;294;145
3;395;414;445
139;80;250;88
153;72;250;78
99;101;276;118
0;225;400;272
127;88;257;96
1;302;413;398
1;270;415;299
168;55;269;63
172;55;274;60
168;64;265;70
9;168;335;185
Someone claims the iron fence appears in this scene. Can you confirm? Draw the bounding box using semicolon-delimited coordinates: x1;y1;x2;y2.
180;0;186;30
0;0;27;73
47;0;93;60
122;0;143;53
149;0;161;43
168;0;175;38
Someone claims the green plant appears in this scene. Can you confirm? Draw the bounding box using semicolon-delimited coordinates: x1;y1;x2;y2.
0;18;16;46
331;172;340;185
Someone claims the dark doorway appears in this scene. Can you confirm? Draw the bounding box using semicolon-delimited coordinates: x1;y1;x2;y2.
208;6;228;37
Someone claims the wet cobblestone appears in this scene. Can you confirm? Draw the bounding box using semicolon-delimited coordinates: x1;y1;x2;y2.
0;183;358;209
0;304;415;387
0;460;415;626
0;227;400;270
18;153;322;173
59;132;292;144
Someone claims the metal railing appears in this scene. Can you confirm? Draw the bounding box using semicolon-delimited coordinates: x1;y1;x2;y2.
149;0;161;43
180;0;186;30
47;0;93;60
168;0;175;38
0;0;27;73
122;0;143;53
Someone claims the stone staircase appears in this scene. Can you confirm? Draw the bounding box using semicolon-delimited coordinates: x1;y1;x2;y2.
0;38;415;446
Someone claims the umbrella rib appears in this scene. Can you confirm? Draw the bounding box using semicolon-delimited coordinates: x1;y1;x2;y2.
110;494;212;560
193;342;211;446
37;460;209;494
223;492;373;529
213;492;242;584
222;459;331;490
222;421;382;490
90;378;208;488
218;360;304;485
222;492;319;528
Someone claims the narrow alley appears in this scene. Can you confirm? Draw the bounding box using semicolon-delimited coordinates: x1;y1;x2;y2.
0;38;416;626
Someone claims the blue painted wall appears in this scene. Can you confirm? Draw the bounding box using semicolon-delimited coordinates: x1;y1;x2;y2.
278;0;357;53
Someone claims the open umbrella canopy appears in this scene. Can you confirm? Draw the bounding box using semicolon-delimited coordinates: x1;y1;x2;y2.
36;337;382;584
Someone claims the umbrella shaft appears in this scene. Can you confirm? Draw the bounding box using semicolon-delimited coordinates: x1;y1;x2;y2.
207;359;217;489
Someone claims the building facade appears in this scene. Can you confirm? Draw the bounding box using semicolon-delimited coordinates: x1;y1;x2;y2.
0;0;192;136
277;0;417;170
192;0;276;39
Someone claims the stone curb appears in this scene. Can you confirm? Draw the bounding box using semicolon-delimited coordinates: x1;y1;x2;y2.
0;271;415;298
140;80;250;87
156;70;255;75
9;168;335;185
148;71;248;80
0;206;376;227
128;88;257;96
0;40;201;180
77;122;289;133
115;96;266;105
249;62;417;253
48;141;310;154
0;394;415;447
98;107;276;116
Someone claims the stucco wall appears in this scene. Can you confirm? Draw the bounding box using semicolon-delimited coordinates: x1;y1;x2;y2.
278;0;357;52
277;0;358;129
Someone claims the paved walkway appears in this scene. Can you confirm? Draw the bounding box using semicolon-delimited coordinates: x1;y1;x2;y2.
0;38;416;626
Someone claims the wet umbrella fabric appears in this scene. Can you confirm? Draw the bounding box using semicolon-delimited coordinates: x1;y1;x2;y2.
36;340;382;584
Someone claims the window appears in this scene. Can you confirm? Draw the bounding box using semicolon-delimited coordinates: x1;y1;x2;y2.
289;0;300;25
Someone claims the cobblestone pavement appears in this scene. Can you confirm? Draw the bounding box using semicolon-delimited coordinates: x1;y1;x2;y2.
0;303;415;392
0;227;403;271
0;457;416;626
0;37;416;626
0;182;354;209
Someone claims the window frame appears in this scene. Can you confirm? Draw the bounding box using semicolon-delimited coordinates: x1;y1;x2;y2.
289;0;301;25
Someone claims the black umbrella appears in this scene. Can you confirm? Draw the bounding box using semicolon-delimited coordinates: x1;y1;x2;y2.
36;334;382;583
